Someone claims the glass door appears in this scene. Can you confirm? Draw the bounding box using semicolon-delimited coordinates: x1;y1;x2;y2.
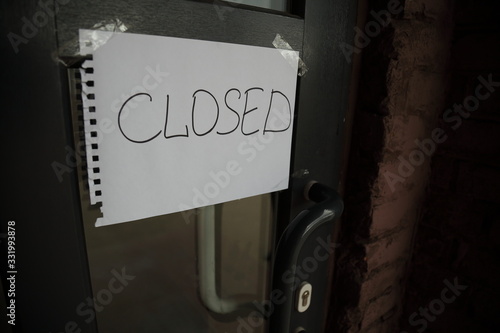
1;0;356;332
62;1;304;331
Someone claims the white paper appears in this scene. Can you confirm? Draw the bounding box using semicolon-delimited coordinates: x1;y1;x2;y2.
79;30;299;226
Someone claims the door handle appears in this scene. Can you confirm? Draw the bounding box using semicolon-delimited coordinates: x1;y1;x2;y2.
269;181;343;333
197;205;255;316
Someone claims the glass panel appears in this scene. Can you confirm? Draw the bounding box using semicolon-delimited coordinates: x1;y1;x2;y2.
69;60;275;332
200;197;274;332
69;69;275;330
225;0;287;12
219;196;273;303
79;194;274;332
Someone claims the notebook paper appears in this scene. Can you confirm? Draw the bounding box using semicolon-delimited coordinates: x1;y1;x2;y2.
79;30;299;226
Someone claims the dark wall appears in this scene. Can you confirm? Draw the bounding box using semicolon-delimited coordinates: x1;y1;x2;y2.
401;1;500;332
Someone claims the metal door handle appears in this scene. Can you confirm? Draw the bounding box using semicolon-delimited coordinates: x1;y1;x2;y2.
197;206;255;316
269;181;343;333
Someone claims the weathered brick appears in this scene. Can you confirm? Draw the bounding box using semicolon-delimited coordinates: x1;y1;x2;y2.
405;70;450;119
363;313;399;333
392;19;453;72
361;287;401;330
359;260;406;306
404;0;453;21
365;227;414;269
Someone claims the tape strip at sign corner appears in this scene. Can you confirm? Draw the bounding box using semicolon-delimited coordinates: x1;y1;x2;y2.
272;33;308;77
50;18;128;66
78;18;129;56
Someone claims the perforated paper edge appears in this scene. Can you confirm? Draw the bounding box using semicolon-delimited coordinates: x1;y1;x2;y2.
79;59;102;205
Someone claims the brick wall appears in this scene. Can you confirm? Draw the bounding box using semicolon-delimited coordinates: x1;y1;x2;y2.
400;1;500;332
328;0;455;331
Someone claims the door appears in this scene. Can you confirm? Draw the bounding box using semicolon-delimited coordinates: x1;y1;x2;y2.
1;0;356;332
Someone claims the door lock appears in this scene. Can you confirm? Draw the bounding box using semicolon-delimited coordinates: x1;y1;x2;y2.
269;182;344;332
296;282;312;312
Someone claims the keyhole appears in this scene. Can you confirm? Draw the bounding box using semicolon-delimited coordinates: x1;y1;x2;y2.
296;282;312;312
301;290;310;306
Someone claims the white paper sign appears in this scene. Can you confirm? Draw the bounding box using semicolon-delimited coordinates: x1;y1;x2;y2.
79;30;299;226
